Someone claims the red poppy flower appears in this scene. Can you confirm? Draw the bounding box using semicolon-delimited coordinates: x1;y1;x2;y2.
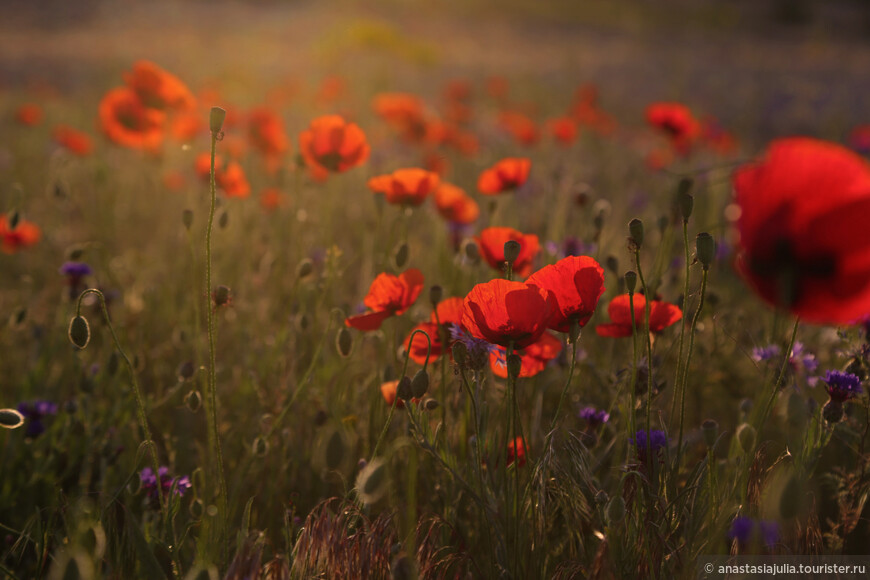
53;125;94;156
0;214;41;254
525;256;605;333
15;103;43;126
434;183;480;225
163;171;186;192
646;102;700;155
733;137;870;324
368;169;440;207
216;161;251;199
99;87;166;151
476;227;540;278
595;294;682;337
247;106;289;158
498;111;539;146
478;158;531;195
123;60;196;112
346;269;425;331
315;75;347;106
546;117;578;146
298;115;370;174
260;188;283;212
507;437;526;468
404;296;464;364
490;331;562;378
170;111;204;142
373;92;428;141
461;279;554;348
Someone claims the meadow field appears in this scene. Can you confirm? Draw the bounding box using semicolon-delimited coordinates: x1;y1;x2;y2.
2;1;870;578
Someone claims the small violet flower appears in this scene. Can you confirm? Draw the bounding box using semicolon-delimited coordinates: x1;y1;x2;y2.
140;466;192;501
17;400;58;438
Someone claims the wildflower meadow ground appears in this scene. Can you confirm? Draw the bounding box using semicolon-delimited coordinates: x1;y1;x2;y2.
2;1;870;578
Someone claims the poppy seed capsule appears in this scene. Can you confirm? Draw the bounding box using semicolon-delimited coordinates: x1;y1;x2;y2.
218;211;229;229
8;210;20;229
595;490;608;505
68;315;90;349
628;218;644;249
411;369;429;398
701;419;719;448
424;398;439;411
429;285;443;306
506;354;523;377
0;409;25;429
396;376;413;401
503;240;521;265
736;423;756;453
393;243;409;269
182;209;193;230
336;327;353;358
606;496;626;526
213;285;231;307
605;255;619;276
678;190;694;223
624;271;637;294
296;258;314;280
463;240;480;263
696;233;716;270
209;107;226;134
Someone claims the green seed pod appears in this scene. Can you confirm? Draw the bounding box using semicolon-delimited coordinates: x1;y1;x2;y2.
736;423;756;453
0;409;25;429
336;327;353;358
393;242;409;270
325;429;346;471
677;189;694;223
503;241;521;265
396;376;413;401
356;458;389;505
606;496;626;526
463;239;480;263
595;490;609;505
189;498;205;519
429;285;443;306
411;369;429;399
296;258;314;280
701;419;719;449
8;210;20;230
657;215;669;235
628;218;644;249
182;209;194;231
68;315;90;349
252;436;269;457
605;255;619;276
424;398;439;411
696;232;716;270
506;354;523;378
209;107;227;134
184;390;202;413
177;360;195;381
624;271;638;294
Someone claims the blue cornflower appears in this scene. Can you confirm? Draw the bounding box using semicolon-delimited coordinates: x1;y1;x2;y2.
449;325;496;371
822;370;862;402
59;261;92;278
631;429;668;462
579;406;610;428
16;400;58;438
140;466;192;501
728;516;754;544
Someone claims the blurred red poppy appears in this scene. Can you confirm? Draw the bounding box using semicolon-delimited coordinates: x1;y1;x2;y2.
478;158;531;195
99;87;166;151
646;102;699;155
498;111;539;146
595;294;682;337
434;183;479;225
380;380;419;408
507;437;526;468
490;332;562;378
53;125;94;156
546;117;578;146
461;279;553;348
0;214;41;254
15;103;43;126
733;137;870;324
404;296;464;365
259;188;283;212
346;269;425;331
476;227;540;278
247;106;289;159
216;161;251;199
368;168;440;207
123;60;196;112
526;256;605;333
298;114;370;174
373;92;428;142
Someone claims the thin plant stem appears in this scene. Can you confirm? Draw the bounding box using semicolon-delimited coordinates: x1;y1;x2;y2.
628;290;639;460
549;333;578;434
670;220;691;424
634;252;654;448
676;268;708;469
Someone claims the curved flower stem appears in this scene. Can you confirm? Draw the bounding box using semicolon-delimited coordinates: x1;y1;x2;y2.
760;318;801;428
670;220;691;424
75;289;180;576
370;329;431;462
675;268;708;470
634;252;654;455
206;127;228;547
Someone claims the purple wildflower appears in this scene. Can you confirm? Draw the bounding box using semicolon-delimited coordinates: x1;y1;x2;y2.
140;466;192;502
728;516;754;544
16;400;58;438
790;342;818;373
751;344;781;363
579;406;610;428
449;325;496;371
59;262;92;277
822;370;862;402
631;429;668;462
546;236;597;260
759;521;780;547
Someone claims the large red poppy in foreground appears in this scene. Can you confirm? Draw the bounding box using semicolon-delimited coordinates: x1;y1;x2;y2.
462;279;553;348
345;269;425;331
733;138;870;324
526;256;605;333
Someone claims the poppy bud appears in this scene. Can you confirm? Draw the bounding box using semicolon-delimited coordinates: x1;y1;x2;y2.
624;270;637;294
507;354;523;377
504;240;521;265
8;210;21;230
296;258;314;280
336;327;353;358
739;398;753;417
424;398;439;411
182;209;193;231
628;218;644;249
0;409;25;429
68;315;90;349
218;210;229;229
252;436;269;457
356;458;389;506
9;307;26;330
677;180;694;222
736;423;756;453
396;376;412;401
606;496;625;526
696;232;716;270
463;240;480;263
657;215;669;235
701;419;719;449
605;255;619;276
595;490;609;505
209;107;226;135
429;285;443;306
393;242;409;270
184;390;202;413
213;285;231;307
411;369;429;398
822;399;844;423
177;360;195;381
452;341;468;366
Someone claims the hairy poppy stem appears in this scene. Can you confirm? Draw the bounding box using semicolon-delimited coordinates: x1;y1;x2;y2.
675;268;708;470
670;220;691;424
634;251;654;463
206;123;228;553
75;289;181;576
549;334;578;434
628;291;639;460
